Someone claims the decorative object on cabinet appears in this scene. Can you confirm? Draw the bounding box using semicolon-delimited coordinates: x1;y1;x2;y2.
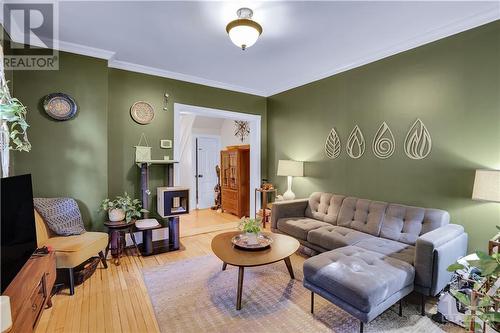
2;251;56;333
163;93;169;111
160;139;172;149
234;120;250;142
325;127;341;159
404;118;432;160
277;159;303;200
212;165;222;211
220;145;250;217
346;125;365;159
130;101;155;124
372;122;395;159
135;133;152;162
43;93;77;121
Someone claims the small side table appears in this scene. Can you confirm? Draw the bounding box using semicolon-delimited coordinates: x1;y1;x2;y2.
254;188;277;228
104;220;140;265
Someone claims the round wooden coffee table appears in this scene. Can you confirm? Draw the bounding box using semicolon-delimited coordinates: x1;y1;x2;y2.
211;231;300;310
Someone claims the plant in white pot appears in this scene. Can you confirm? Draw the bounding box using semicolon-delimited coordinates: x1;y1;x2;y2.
0;74;31;178
238;217;262;245
100;192;148;223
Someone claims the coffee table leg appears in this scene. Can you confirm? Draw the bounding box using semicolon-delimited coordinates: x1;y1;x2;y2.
284;257;295;279
222;262;227;271
236;266;244;310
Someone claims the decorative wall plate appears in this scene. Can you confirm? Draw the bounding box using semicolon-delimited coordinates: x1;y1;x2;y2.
130;101;155;125
43;93;77;120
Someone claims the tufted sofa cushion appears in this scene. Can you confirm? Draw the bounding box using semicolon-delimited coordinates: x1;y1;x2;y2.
355;237;415;265
307;226;374;250
303;246;415;313
380;204;450;245
305;192;346;224
277;217;331;241
337;197;388;236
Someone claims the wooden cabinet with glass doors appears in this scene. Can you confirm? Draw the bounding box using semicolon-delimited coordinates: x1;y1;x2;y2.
220;145;250;217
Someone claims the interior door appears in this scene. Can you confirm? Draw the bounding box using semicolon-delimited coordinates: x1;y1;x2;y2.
196;136;220;209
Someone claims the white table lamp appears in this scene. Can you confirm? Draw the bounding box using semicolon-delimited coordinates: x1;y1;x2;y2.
277;160;303;200
472;169;500;202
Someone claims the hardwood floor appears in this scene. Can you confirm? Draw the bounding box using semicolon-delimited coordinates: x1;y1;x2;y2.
179;208;239;237
36;227;265;333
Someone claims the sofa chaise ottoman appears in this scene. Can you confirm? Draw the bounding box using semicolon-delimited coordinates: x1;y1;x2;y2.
271;192;468;332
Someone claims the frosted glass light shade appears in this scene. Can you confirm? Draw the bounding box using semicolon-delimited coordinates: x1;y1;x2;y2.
228;25;260;49
277;160;303;177
472;169;500;202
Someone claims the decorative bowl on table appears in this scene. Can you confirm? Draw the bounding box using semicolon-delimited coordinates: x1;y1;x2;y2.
231;233;273;251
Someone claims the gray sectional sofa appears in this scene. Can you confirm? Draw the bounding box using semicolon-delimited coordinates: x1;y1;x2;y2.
271;192;468;332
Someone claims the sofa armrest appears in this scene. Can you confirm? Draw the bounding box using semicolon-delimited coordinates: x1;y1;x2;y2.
414;224;468;296
271;199;309;231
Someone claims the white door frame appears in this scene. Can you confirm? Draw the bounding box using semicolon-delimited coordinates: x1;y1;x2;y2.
191;133;221;210
174;103;261;217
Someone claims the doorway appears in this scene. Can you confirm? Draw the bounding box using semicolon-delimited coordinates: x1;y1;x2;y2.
173;103;261;219
194;135;220;209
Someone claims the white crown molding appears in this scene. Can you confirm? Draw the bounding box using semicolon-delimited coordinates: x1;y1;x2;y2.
3;6;498;98
108;60;267;97
58;40;115;60
265;8;500;97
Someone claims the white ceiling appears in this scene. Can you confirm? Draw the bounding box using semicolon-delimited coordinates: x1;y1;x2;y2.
5;1;500;96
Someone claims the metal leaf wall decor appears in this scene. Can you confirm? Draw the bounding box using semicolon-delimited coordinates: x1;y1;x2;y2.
325;128;341;159
372;122;395;159
234;120;250;142
404;118;432;160
346;125;365;159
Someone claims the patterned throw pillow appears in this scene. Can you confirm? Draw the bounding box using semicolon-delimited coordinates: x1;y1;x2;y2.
34;198;86;236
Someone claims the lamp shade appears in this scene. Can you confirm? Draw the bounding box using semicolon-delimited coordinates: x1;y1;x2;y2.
277;160;303;177
472;169;500;202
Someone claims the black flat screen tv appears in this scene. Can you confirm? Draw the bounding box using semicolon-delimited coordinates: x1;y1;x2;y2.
1;174;37;292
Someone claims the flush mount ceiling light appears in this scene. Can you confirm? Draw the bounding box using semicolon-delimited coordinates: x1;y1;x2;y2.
226;7;263;50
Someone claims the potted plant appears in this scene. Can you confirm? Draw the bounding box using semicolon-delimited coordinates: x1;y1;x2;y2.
0;76;31;178
238;217;262;245
447;246;500;332
100;192;148;223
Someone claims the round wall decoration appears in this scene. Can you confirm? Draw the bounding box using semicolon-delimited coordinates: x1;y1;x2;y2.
43;93;78;120
130;101;155;125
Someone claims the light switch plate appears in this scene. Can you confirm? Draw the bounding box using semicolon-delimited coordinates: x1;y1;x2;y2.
160;139;172;149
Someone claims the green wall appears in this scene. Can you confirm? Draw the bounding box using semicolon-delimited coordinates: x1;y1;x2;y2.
9;52;267;231
7;21;499;251
107;69;267;213
11;53;109;229
267;21;500;252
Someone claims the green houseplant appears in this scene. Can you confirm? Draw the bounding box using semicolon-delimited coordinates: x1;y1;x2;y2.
0;76;31;178
100;192;148;223
238;217;262;245
447;246;500;332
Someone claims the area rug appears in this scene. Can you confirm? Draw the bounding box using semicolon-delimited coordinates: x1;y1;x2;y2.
142;255;454;333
